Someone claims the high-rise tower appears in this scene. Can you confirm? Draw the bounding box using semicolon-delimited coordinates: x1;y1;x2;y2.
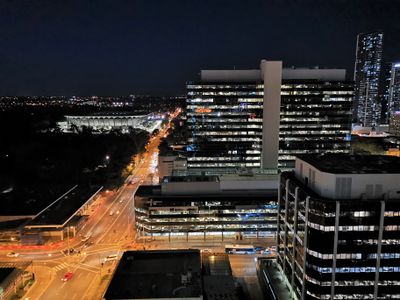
354;32;384;127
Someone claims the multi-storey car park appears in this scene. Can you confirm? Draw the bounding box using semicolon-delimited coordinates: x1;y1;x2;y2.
134;174;278;240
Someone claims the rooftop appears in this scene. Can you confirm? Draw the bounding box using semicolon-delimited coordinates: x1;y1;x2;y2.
297;154;400;174
104;250;202;300
0;184;72;216
25;185;101;228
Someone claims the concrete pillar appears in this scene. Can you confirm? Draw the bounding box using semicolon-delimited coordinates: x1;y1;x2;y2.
261;60;282;169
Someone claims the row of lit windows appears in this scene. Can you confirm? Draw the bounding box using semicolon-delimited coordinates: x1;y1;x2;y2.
280;130;348;135
282;111;350;116
309;264;400;273
281;91;353;96
307;221;378;232
280;124;345;129
140;224;276;230
138;216;274;223
187;156;259;162
187;118;262;123
188;125;263;129
187;112;259;117
187;84;263;89
188;162;261;168
187;105;262;110
306;275;400;287
307;249;362;260
208;137;261;142
341;239;400;246
385;211;400;217
188;91;263;96
312;293;400;300
192;131;262;136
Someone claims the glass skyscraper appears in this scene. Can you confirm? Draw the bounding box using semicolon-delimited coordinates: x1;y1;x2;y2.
354;32;384;127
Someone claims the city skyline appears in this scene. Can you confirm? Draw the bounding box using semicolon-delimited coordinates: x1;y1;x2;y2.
1;0;400;96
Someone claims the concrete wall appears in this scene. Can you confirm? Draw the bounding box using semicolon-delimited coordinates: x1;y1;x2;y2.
201;70;261;82
161;181;220;195
282;68;346;81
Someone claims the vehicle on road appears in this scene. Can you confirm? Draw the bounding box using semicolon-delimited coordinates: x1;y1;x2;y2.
200;249;212;254
84;241;94;248
61;271;74;282
104;254;118;262
81;234;91;242
6;252;19;258
109;211;114;216
224;244;255;254
116;210;120;215
129;178;138;185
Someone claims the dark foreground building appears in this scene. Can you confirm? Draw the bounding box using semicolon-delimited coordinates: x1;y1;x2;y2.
103;250;202;300
277;154;400;300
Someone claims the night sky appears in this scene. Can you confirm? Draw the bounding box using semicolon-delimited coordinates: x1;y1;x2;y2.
1;0;400;96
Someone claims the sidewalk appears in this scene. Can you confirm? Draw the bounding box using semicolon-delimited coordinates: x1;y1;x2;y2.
24;265;54;300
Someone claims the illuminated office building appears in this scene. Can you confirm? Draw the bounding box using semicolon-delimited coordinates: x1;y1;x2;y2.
354;32;384;127
186;60;281;174
279;71;353;169
187;62;352;172
277;154;400;300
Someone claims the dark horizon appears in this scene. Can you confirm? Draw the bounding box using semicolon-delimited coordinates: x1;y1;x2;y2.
1;0;400;96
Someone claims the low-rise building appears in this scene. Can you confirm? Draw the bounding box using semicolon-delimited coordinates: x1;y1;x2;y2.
134;173;278;241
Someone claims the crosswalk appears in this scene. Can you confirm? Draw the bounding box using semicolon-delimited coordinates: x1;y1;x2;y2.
53;262;71;272
52;261;99;274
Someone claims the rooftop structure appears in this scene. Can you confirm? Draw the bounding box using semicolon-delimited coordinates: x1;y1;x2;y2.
25;185;102;228
103;250;202;300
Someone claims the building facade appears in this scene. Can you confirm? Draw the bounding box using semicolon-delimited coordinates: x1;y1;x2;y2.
277;154;400;300
279;78;353;169
186;60;282;174
186;62;353;172
186;82;264;171
134;175;278;240
354;32;384;127
389;112;400;136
